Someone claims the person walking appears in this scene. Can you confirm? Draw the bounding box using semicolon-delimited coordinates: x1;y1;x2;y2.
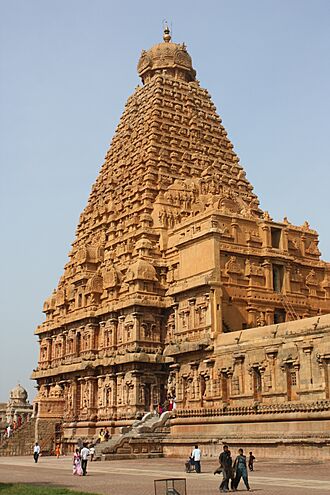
80;443;90;476
89;445;95;461
233;448;250;491
219;445;233;492
191;445;202;473
72;448;83;475
33;442;40;463
248;451;255;471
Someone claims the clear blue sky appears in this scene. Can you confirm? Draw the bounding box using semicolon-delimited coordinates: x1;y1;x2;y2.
1;0;329;402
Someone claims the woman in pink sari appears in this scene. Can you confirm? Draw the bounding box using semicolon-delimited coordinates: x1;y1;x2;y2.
72;448;83;476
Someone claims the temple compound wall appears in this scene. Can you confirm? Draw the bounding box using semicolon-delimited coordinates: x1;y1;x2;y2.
32;28;330;458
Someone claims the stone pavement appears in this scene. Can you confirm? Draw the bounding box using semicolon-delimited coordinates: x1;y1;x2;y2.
0;456;330;495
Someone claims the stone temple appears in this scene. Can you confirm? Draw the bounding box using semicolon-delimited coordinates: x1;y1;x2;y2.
31;28;330;459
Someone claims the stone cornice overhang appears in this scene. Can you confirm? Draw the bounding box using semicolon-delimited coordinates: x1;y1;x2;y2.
31;352;173;380
35;297;169;336
163;340;213;357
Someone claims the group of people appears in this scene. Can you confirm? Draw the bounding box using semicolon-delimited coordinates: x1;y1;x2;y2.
186;443;255;492
97;427;110;443
154;398;176;416
216;445;254;492
72;443;95;476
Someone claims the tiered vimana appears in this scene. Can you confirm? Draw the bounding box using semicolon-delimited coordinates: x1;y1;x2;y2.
32;27;330;458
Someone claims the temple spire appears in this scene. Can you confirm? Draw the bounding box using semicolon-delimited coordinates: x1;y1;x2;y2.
163;23;171;43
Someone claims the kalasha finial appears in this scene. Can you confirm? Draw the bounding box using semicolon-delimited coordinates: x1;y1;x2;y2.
163;23;171;43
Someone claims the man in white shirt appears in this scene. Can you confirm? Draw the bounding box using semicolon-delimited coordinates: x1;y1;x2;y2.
191;444;202;473
33;442;40;463
80;443;90;476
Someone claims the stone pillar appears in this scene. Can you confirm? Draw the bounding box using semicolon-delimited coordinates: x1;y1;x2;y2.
261;224;271;248
116;372;124;406
188;298;196;329
46;337;52;363
283;265;291;294
204;293;211;327
247;305;257;328
87;323;98;352
265;308;273;326
262;259;272;289
172;303;179;334
282;229;289;252
234;354;245;394
132;312;142;341
88;377;97;414
302;342;314;387
109;316;118;347
231;219;239;243
301;235;306;257
99;321;106;350
266;348;278;391
212;286;223;336
117;316;125;345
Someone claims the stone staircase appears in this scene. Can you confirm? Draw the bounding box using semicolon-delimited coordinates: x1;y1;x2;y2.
0;419;36;456
0;418;59;456
94;412;172;461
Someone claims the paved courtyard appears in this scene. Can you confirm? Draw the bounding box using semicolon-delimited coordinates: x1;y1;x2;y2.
0;456;329;495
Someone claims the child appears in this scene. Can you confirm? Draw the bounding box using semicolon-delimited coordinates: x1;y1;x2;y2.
248;451;256;471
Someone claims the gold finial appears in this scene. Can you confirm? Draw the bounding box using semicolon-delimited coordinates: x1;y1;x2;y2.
163;23;171;43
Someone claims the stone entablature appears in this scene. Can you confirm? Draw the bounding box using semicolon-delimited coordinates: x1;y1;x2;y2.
165;315;330;410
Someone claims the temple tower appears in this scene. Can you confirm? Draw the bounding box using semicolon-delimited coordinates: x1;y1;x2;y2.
32;28;330;452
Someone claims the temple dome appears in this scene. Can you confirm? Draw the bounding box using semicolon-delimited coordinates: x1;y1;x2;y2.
10;384;28;402
125;259;158;282
137;27;196;83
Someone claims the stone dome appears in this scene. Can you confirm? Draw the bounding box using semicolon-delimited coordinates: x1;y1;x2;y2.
137;27;196;84
125;259;158;282
10;384;28;402
135;237;153;251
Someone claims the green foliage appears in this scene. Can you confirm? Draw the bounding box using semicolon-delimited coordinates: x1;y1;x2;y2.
0;483;101;495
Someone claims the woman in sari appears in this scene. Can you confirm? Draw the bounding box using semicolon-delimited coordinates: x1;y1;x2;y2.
72;448;83;476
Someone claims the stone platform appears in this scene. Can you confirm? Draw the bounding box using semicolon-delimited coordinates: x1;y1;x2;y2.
0;455;329;494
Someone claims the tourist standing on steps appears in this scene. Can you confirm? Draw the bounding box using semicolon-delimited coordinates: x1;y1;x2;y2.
233;448;250;491
104;427;110;441
33;442;40;463
191;444;202;473
80;443;90;476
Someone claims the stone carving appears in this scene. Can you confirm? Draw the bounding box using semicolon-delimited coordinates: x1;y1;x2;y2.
225;256;242;275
